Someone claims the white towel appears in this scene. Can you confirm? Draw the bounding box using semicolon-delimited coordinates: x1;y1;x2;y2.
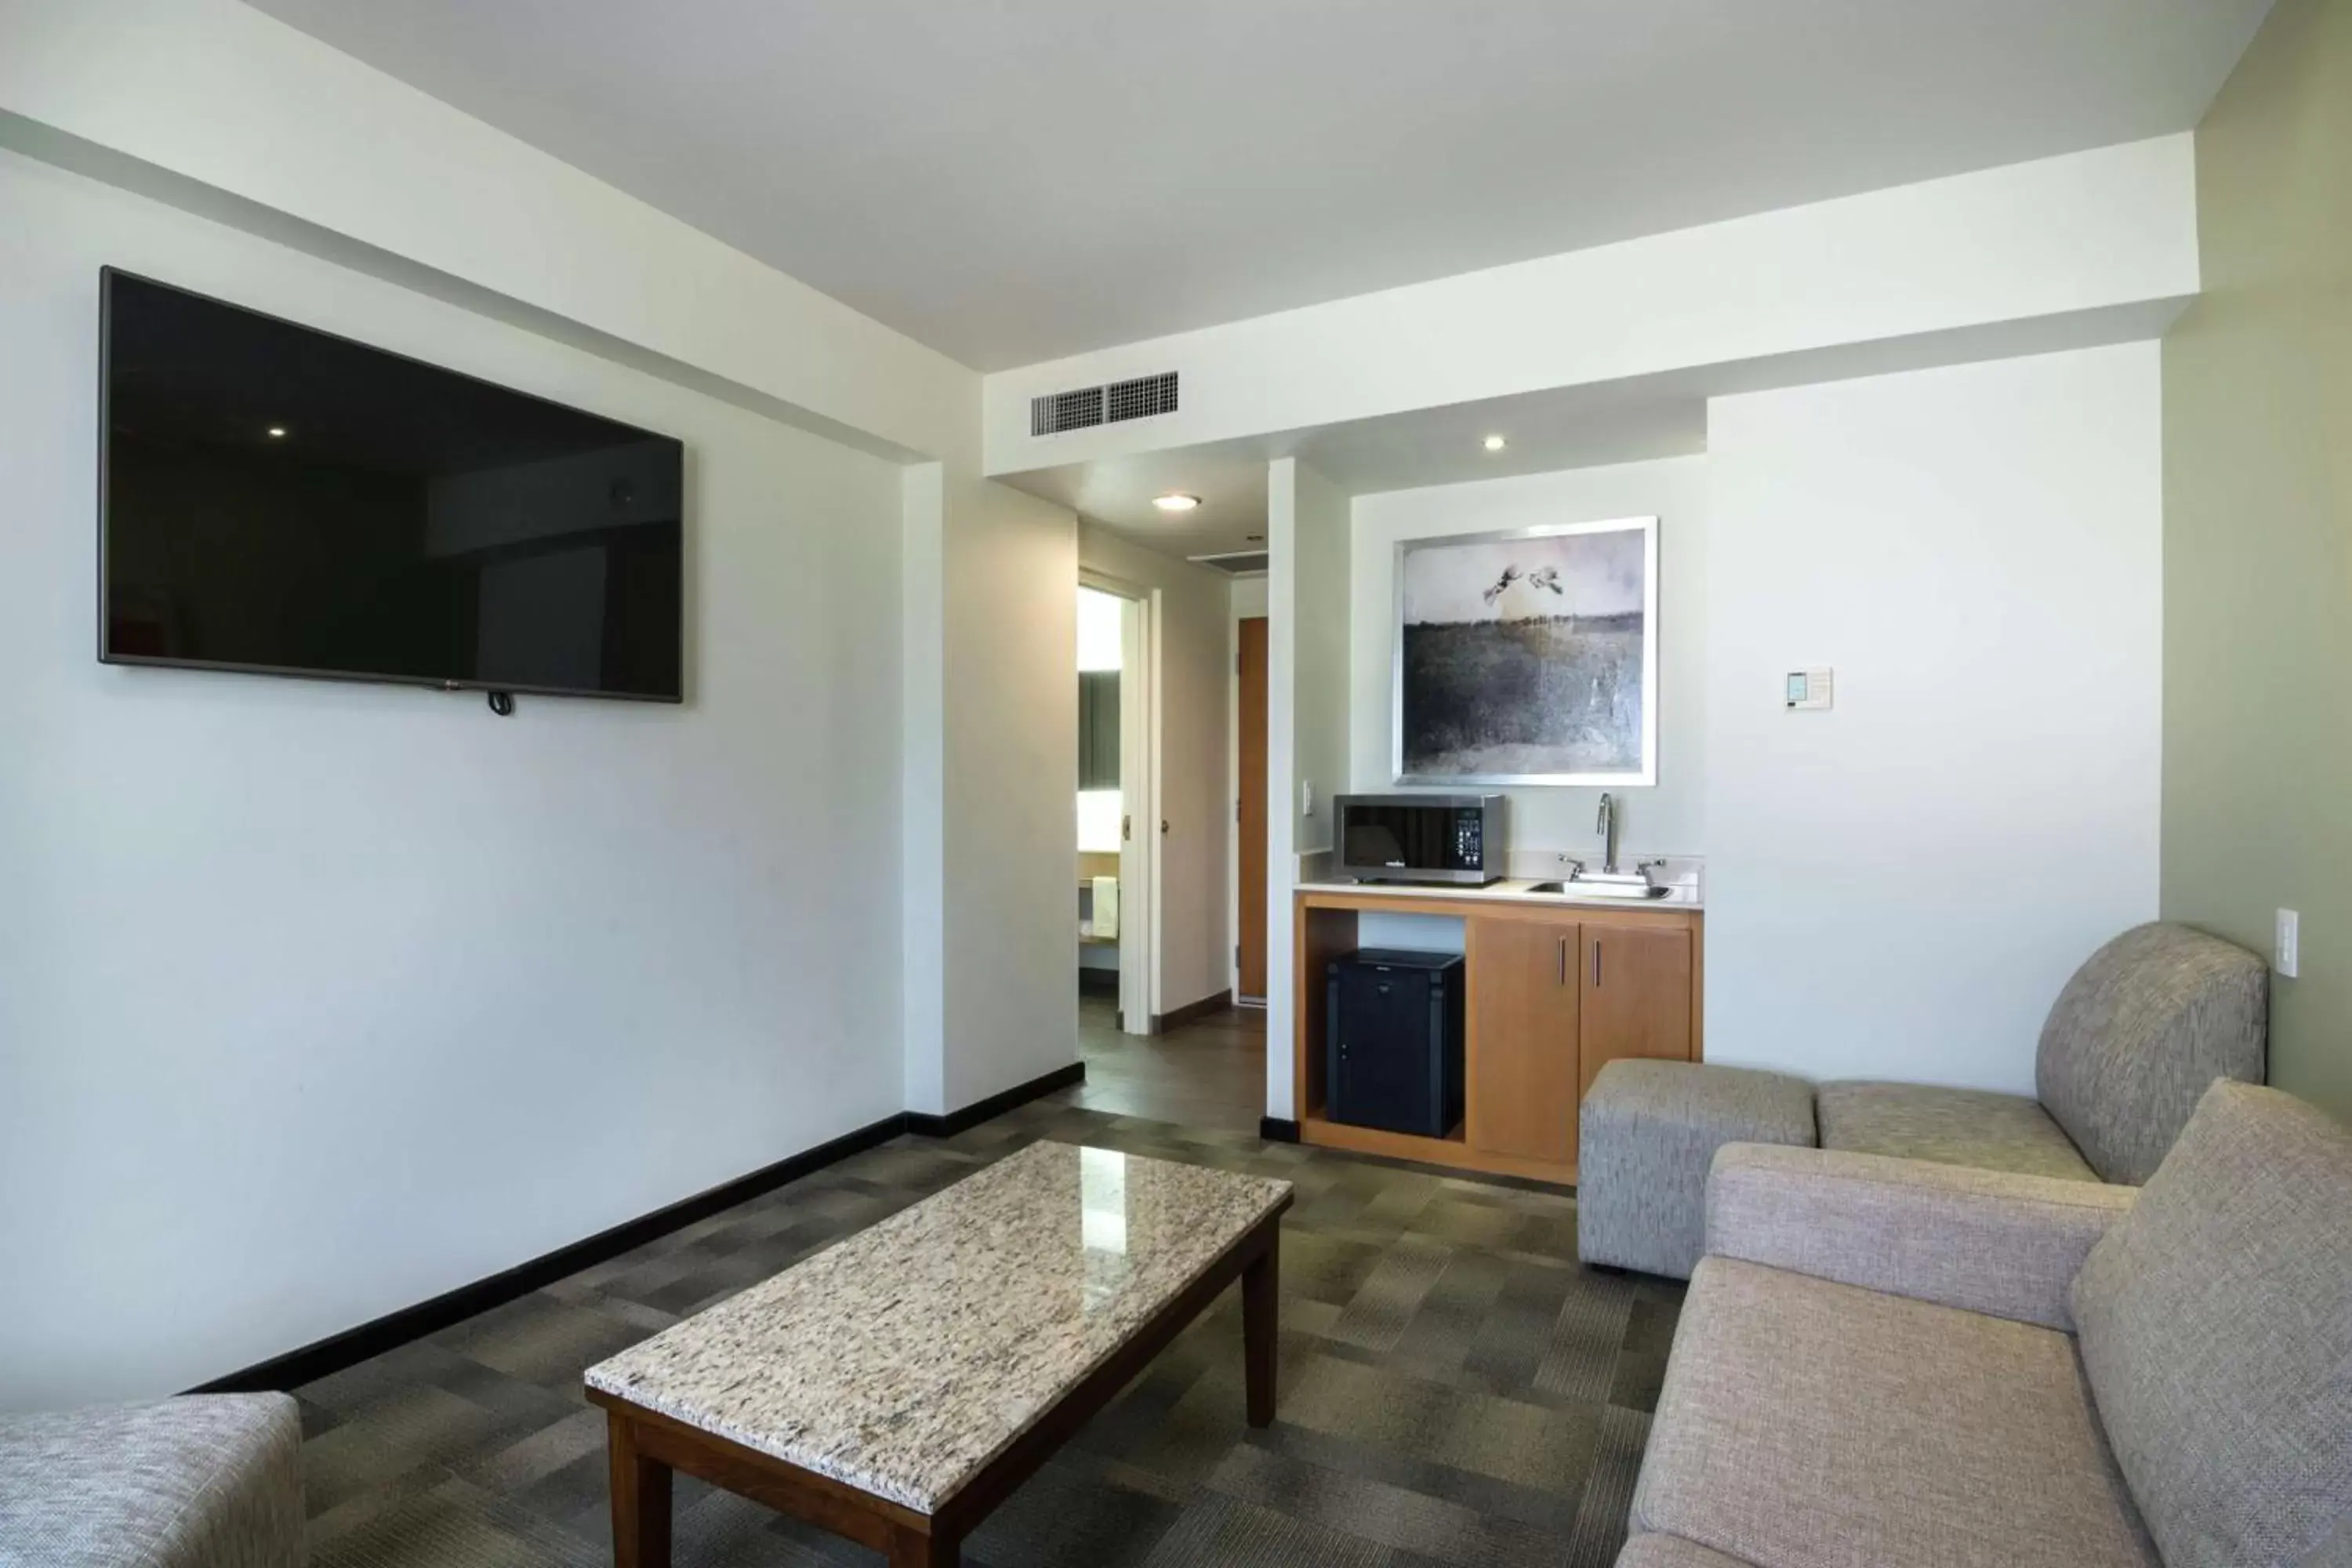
1091;876;1120;941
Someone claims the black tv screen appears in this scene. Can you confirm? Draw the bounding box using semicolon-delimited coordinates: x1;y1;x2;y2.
100;269;684;702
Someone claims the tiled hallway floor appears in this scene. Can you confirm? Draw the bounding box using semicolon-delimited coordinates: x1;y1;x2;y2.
295;1101;1673;1567
1066;993;1268;1133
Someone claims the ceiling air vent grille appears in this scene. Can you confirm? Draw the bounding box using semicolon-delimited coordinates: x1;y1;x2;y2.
1030;385;1105;436
1031;371;1179;437
1187;550;1269;576
1105;371;1179;424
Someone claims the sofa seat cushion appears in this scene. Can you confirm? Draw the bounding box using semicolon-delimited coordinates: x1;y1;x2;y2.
1632;1258;2156;1568
1817;1080;2099;1181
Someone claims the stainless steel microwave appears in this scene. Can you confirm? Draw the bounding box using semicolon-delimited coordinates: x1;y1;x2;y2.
1334;794;1506;886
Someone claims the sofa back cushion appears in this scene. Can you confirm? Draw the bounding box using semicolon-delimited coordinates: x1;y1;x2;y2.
2035;923;2267;1183
2070;1082;2352;1568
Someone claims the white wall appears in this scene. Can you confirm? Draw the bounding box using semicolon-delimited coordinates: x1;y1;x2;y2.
895;469;1077;1119
1348;457;1710;863
0;150;907;1406
984;137;2198;474
899;463;949;1115
1293;466;1352;862
7;0;1087;1157
936;476;1080;1109
1703;344;2164;1093
1080;524;1233;1014
1265;460;1349;1120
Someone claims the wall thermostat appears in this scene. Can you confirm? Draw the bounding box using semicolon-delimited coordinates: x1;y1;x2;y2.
1785;669;1834;710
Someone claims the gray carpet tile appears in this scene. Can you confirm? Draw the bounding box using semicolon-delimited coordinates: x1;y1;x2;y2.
297;1099;1682;1566
1559;1407;1655;1568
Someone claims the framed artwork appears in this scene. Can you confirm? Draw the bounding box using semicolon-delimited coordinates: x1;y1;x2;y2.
1392;516;1658;786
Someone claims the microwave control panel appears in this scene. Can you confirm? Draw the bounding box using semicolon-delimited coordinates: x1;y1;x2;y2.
1452;809;1484;869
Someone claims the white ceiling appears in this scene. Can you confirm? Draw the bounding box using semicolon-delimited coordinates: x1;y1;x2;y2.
248;0;2267;372
1013;294;2191;559
1014;395;1711;560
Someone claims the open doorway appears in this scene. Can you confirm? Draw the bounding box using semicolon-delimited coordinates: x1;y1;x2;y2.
1076;581;1152;1033
1064;545;1270;1133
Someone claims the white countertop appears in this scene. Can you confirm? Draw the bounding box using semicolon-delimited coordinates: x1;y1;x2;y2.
1298;875;1703;912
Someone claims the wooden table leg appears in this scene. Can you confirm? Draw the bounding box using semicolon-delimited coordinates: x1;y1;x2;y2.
1243;1226;1279;1427
607;1410;673;1568
888;1522;960;1565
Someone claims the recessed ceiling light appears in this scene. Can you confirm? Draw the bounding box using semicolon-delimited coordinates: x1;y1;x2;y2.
1153;493;1201;513
267;426;288;438
1482;434;1507;452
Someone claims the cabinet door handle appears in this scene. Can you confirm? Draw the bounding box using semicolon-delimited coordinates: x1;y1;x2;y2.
1556;935;1566;986
1592;938;1602;989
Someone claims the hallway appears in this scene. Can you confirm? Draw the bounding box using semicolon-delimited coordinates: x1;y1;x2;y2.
1062;995;1269;1133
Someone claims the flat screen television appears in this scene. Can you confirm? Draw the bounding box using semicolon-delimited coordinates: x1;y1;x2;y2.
100;268;684;703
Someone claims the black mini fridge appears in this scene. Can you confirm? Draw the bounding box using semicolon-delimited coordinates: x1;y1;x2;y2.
1327;949;1466;1137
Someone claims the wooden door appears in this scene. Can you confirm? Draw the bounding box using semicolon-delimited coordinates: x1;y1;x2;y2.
1466;916;1580;1162
1579;923;1694;1098
1236;617;1269;999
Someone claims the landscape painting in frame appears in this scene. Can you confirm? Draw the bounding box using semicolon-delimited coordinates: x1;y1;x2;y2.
1394;517;1658;785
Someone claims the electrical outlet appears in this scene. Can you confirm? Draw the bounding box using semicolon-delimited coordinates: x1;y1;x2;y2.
2276;909;2299;978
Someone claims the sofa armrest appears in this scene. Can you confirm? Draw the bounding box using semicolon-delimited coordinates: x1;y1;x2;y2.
1704;1144;2137;1330
0;1394;304;1568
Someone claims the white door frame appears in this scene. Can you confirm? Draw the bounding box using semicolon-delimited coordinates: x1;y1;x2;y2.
1081;570;1159;1035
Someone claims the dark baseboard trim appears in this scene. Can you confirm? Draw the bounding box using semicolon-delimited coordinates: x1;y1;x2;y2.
192;1060;1088;1396
1259;1116;1301;1144
1076;967;1119;997
1152;989;1233;1033
905;1061;1087;1140
187;1110;908;1396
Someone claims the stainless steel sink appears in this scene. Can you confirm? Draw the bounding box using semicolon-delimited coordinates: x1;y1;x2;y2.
1526;879;1672;900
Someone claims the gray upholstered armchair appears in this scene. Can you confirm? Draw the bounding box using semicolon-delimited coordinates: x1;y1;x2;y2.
1816;922;2268;1185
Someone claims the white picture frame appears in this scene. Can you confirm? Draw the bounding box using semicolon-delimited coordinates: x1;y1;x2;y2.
1391;516;1660;786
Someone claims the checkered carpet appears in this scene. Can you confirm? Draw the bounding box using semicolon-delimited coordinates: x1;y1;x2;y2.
295;1102;1682;1567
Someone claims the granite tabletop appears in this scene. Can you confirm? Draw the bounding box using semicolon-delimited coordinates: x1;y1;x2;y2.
584;1140;1294;1512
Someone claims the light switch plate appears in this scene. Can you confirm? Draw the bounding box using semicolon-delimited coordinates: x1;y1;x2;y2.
2276;909;2299;978
1300;779;1316;818
1785;668;1834;710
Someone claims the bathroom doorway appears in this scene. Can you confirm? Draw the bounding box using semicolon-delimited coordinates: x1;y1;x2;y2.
1076;579;1153;1033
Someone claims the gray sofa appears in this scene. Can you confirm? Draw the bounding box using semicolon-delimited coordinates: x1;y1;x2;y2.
1617;1080;2352;1568
1817;922;2268;1185
0;1394;304;1567
1581;922;2267;1279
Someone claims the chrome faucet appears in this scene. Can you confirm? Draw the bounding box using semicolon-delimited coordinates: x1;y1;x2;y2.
1596;792;1621;874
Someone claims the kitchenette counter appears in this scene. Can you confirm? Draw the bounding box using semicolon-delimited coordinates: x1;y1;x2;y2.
1295;874;1703;913
1290;869;1704;1185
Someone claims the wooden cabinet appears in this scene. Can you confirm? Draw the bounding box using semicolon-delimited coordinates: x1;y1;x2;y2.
1465;916;1580;1163
1578;921;1694;1098
1466;914;1694;1167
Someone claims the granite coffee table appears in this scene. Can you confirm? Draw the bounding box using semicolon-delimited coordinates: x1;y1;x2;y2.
584;1140;1294;1566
